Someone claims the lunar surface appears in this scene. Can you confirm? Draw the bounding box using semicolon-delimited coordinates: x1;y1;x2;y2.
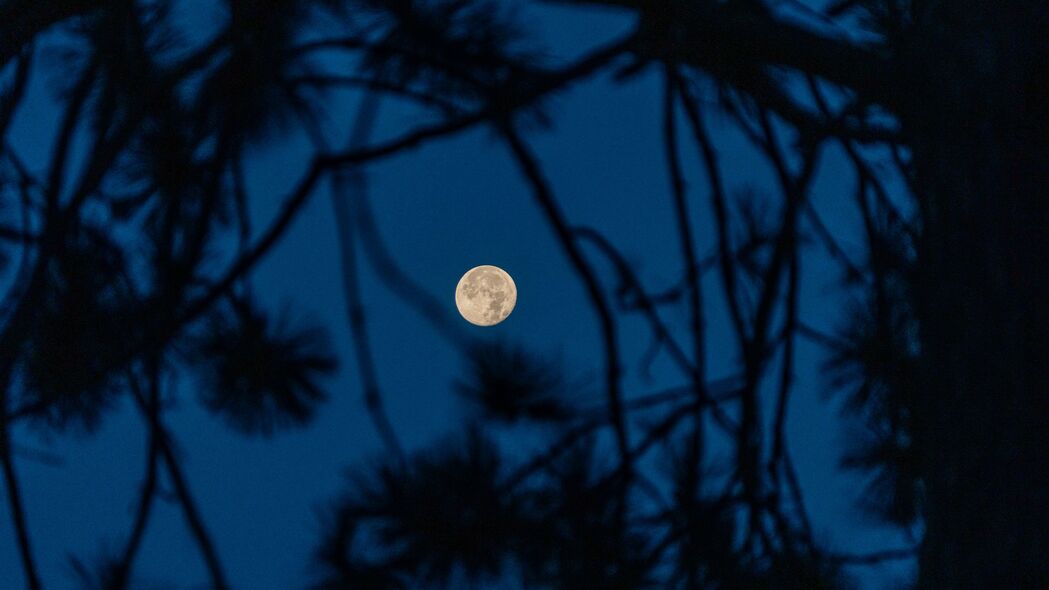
455;265;517;326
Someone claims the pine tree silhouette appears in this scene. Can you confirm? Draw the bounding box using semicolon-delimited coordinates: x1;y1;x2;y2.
2;1;1046;588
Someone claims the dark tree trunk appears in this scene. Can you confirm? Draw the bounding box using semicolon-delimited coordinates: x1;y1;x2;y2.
903;4;1049;587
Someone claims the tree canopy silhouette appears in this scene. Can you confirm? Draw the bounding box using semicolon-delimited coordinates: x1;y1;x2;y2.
1;0;1046;589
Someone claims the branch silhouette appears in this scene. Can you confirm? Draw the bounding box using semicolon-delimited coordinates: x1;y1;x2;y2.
3;1;1045;588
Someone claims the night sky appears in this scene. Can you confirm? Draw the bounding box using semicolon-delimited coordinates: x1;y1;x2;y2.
1;2;914;588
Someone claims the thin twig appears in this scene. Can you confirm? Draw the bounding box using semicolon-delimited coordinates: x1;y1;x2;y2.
0;45;32;140
573;228;696;379
502;381;742;494
766;246;819;554
0;408;42;589
803;200;866;283
0;443;40;583
110;367;162;590
781;444;817;552
804;75;916;242
0;238;43;589
676;80;748;343
129;376;230;590
731;104;822;551
500;125;631;473
664;65;709;505
41;60;96;212
770;249;800;469
573;226;737;436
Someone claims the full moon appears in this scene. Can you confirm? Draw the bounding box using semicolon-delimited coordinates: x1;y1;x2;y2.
455;265;517;326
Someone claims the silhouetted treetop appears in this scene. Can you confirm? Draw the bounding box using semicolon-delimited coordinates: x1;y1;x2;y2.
3;0;1047;588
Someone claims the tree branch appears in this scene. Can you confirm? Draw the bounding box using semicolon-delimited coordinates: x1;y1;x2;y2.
573;227;738;436
110;367;162;590
664;65;708;502
330;92;406;465
0;45;32;141
500;125;631;474
0;336;40;589
676;80;749;344
555;0;893;101
129;377;230;590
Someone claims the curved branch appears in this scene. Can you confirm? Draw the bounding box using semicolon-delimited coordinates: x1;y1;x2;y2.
573;227;738;436
0;422;41;590
129;379;230;590
0;45;32;140
500;125;631;474
182;33;634;331
664;66;708;502
110;370;162;590
330;92;407;464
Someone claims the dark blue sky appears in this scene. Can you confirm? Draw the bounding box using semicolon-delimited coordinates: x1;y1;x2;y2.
1;3;914;588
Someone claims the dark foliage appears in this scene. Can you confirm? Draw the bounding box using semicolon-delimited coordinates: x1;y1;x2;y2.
12;0;1037;587
319;429;528;587
311;510;410;590
349;0;542;107
517;440;657;590
19;230;136;431
455;342;574;424
826;210;921;526
195;0;328;145
190;297;336;436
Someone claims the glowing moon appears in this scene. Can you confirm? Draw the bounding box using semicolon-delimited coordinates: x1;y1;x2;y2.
455;265;517;326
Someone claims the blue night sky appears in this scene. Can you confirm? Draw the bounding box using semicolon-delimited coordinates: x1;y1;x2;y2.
1;2;914;588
